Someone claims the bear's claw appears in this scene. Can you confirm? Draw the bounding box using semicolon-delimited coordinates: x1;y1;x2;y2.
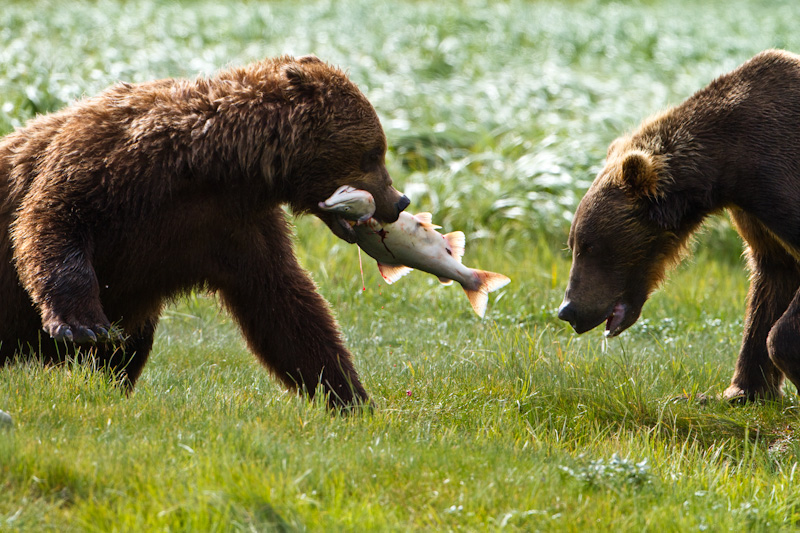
50;323;74;342
46;321;114;344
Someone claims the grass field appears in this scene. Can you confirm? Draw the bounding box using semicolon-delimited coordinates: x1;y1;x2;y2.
4;0;800;530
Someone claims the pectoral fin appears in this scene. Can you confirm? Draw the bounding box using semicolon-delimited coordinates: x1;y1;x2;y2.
377;262;413;284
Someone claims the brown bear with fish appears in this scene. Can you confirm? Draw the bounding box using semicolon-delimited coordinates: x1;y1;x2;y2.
0;54;509;409
0;55;413;407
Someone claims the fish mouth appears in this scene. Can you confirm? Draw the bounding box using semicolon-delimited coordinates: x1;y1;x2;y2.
604;301;629;337
317;210;358;243
334;215;358;242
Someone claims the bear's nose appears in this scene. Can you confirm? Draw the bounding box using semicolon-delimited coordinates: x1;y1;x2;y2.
557;300;578;328
395;195;411;214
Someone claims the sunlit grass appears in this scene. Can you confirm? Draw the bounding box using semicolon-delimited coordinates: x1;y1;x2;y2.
3;216;790;530
4;0;800;530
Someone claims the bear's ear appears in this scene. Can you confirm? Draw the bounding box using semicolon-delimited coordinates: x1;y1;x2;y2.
282;62;322;98
283;64;312;87
296;55;323;65
620;150;661;198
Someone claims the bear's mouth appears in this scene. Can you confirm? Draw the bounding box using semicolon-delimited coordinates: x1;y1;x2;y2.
604;302;628;337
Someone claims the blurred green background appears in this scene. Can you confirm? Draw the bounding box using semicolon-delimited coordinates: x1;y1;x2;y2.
5;0;792;255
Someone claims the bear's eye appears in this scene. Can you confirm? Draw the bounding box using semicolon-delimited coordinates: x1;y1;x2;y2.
577;243;596;257
361;148;383;171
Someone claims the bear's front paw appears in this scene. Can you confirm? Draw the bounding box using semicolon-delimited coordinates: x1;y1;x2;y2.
722;385;747;403
722;384;783;404
44;317;115;344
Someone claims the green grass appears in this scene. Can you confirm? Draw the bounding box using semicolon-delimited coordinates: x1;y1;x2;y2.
4;0;800;530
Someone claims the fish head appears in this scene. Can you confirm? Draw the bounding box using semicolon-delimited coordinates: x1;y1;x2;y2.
314;151;409;243
318;186;376;222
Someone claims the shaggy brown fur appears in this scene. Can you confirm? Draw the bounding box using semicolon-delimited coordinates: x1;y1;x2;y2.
558;49;800;401
0;55;410;407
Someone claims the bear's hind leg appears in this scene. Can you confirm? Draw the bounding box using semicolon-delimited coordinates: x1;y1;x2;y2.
768;289;800;393
725;211;800;400
96;316;159;390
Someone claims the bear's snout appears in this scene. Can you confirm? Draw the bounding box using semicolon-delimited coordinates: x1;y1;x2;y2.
557;300;579;330
557;299;601;334
557;298;615;335
395;195;410;215
372;187;409;224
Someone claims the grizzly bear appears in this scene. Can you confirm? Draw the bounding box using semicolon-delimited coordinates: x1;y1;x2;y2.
558;49;800;402
0;55;410;407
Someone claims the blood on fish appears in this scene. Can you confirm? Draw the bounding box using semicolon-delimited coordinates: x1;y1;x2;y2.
375;227;395;259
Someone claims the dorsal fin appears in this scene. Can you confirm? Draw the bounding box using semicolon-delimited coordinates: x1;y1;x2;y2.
377;262;413;284
415;212;433;224
444;231;465;263
413;212;441;230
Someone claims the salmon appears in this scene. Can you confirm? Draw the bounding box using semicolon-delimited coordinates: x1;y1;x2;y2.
320;186;510;317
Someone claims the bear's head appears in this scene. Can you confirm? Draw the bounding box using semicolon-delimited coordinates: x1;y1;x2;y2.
557;136;700;337
275;56;409;243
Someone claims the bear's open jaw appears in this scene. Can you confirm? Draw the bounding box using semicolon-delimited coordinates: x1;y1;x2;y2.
604;302;627;337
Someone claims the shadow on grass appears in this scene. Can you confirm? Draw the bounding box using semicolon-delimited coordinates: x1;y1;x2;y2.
518;386;800;460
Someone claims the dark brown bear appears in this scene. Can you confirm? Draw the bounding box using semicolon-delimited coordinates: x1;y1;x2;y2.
558;49;800;401
0;55;410;407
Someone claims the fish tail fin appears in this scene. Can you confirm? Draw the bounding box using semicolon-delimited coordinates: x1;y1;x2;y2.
444;231;466;263
463;270;511;318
